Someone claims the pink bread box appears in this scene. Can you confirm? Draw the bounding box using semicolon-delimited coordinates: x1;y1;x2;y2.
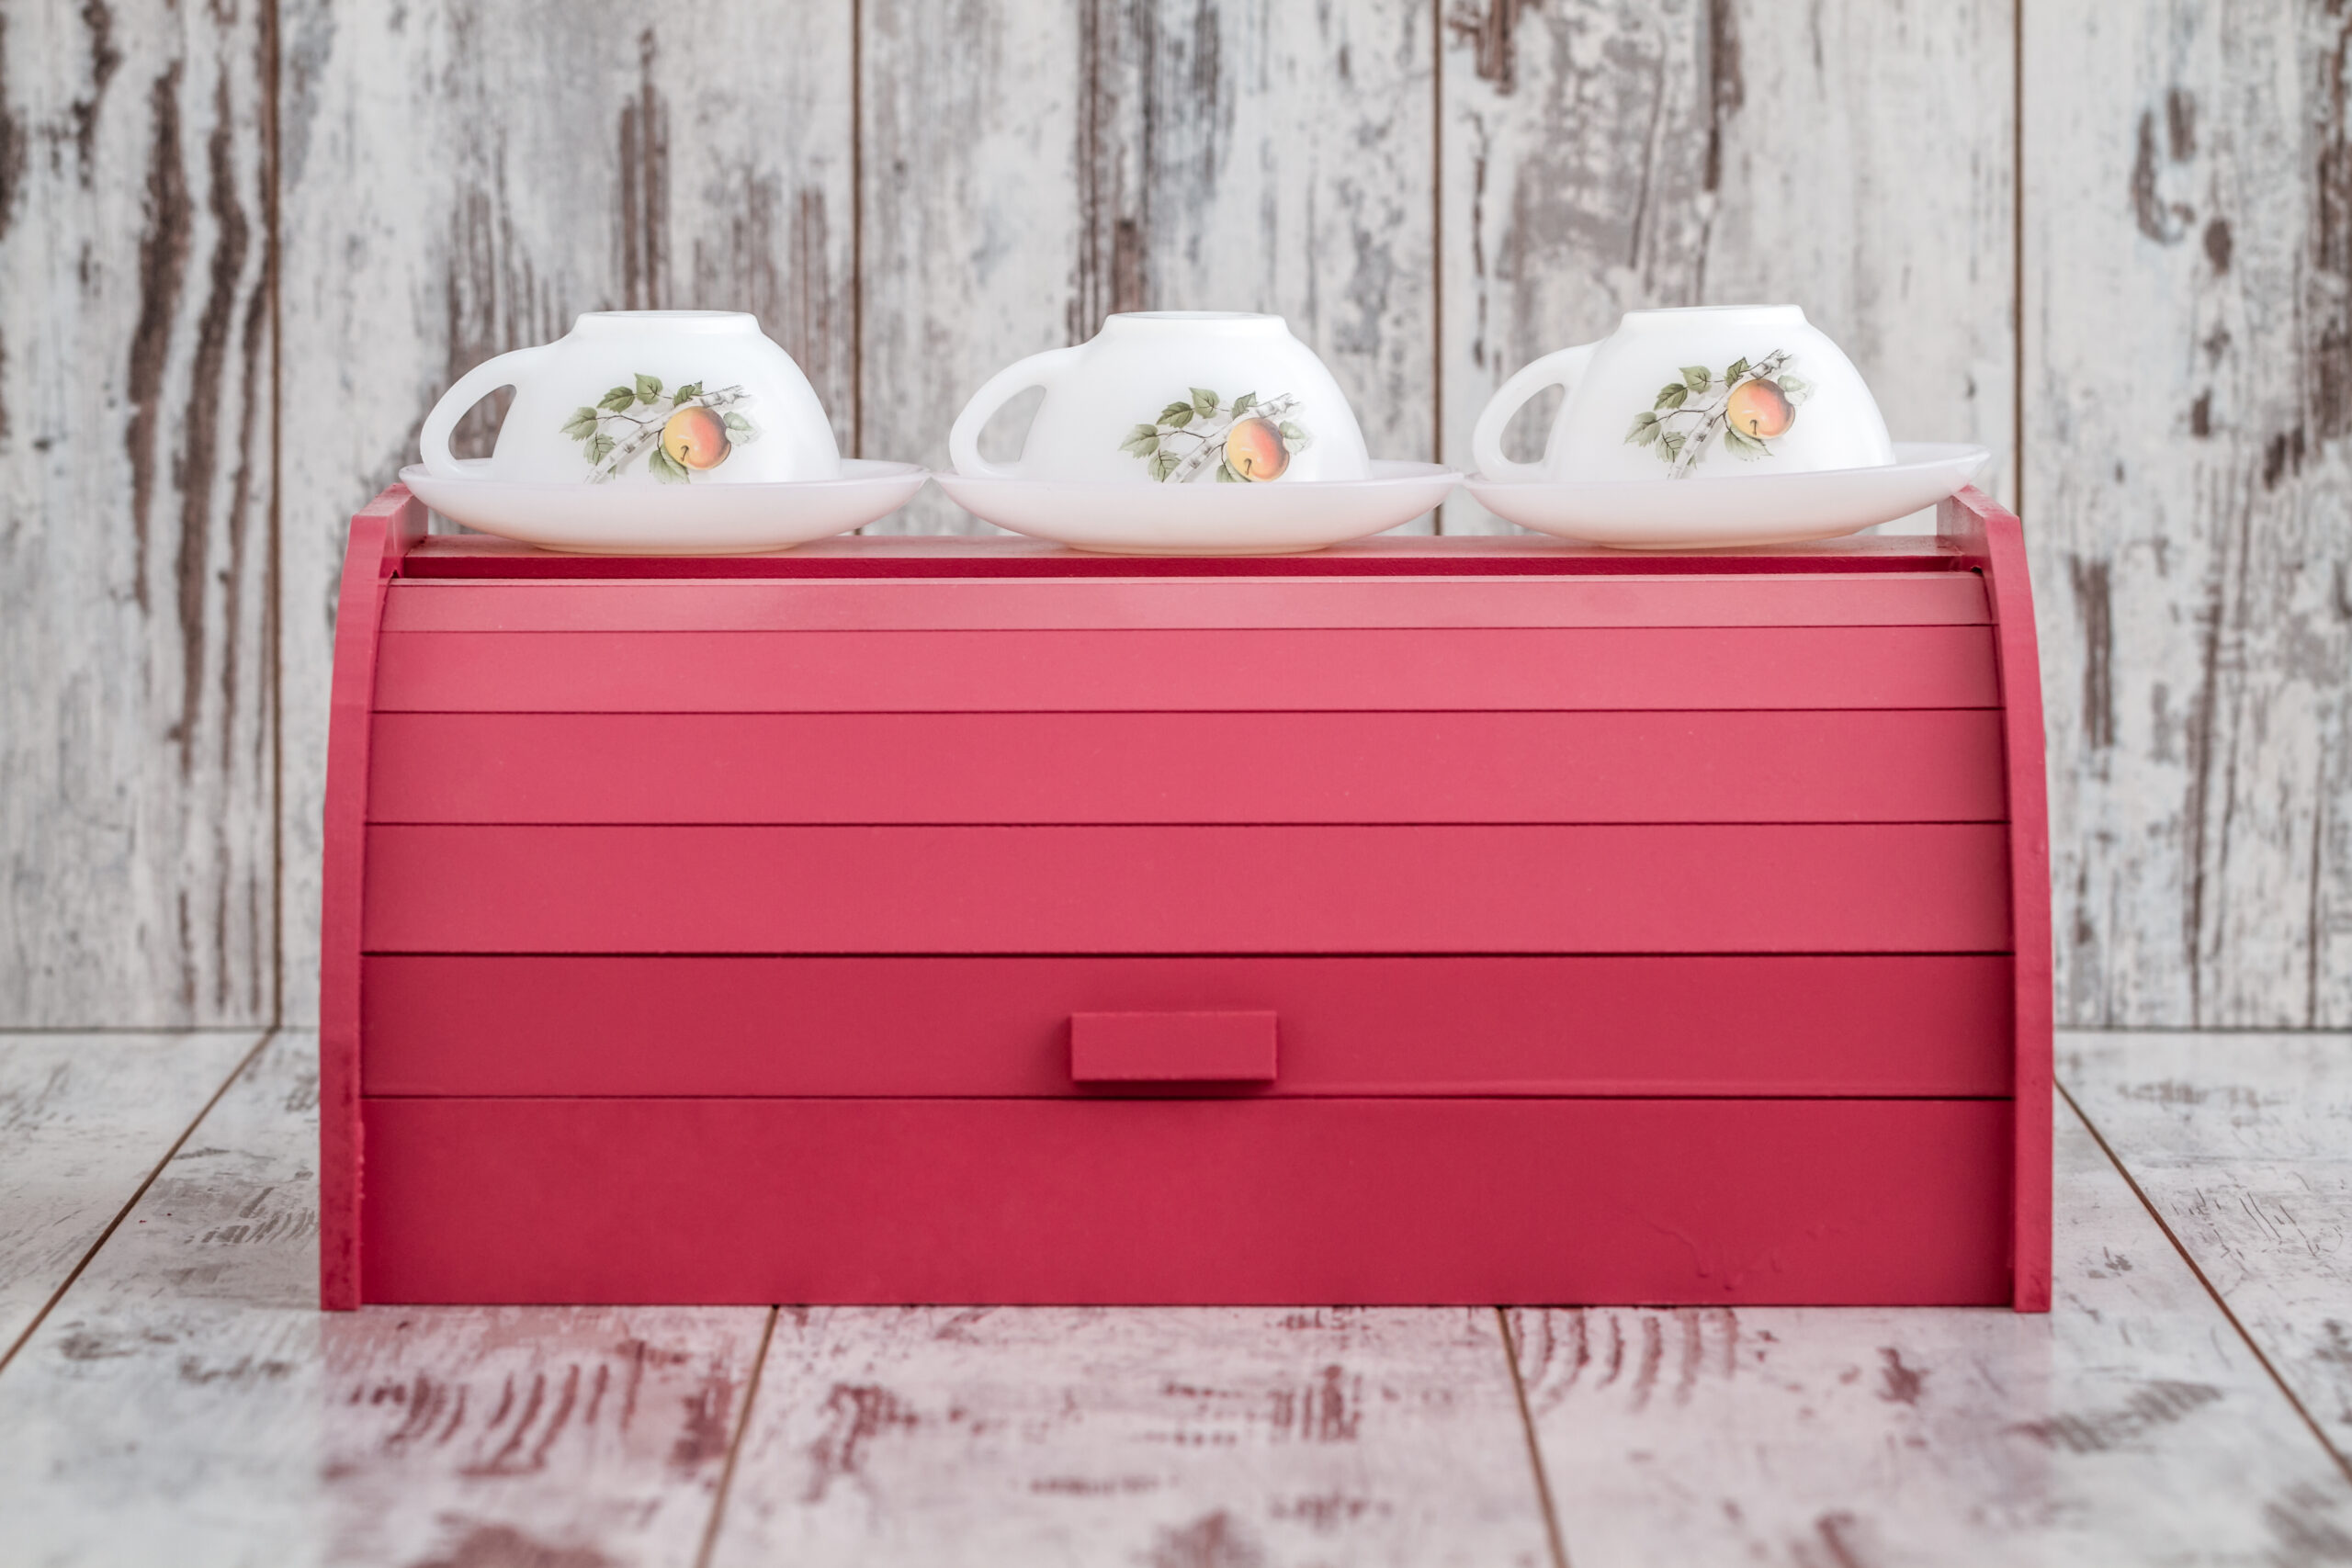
318;485;2052;1312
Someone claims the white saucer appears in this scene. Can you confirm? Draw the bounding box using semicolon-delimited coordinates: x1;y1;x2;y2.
933;460;1461;555
1464;443;1990;549
398;459;930;555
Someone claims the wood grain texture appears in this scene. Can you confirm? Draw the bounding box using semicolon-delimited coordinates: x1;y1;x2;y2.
708;1306;1549;1567
0;1031;258;1360
2063;1029;2352;1467
0;0;276;1025
274;0;857;1023
0;1029;770;1568
1438;0;2016;531
2026;1;2352;1028
1508;1098;2352;1566
862;0;1434;534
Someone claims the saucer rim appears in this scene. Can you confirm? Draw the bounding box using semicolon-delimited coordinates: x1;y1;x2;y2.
1462;442;1985;494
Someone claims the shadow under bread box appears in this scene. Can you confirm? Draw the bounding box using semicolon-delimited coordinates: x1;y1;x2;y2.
318;485;2052;1312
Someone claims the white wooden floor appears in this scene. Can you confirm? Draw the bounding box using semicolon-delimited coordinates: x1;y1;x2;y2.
1;1031;2347;1566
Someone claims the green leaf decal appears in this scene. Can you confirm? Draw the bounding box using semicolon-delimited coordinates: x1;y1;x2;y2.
1722;427;1767;458
1216;461;1240;482
601;386;636;412
1655;384;1689;412
588;434;615;464
1232;391;1257;414
646;446;688;483
1191;388;1219;417
1626;411;1661;446
721;412;753;433
635;373;662;404
1149;450;1179;481
561;406;599;441
673;381;702;402
1681;367;1711;391
1166;405;1193;428
1724;357;1750;385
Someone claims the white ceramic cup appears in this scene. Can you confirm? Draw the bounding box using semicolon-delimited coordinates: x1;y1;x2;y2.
949;311;1372;484
1472;305;1893;484
419;310;841;485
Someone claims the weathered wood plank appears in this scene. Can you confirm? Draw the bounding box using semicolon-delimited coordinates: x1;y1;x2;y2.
1509;1097;2352;1564
0;1031;770;1568
273;0;858;1025
708;1306;1552;1566
0;1030;258;1362
1439;0;2015;531
0;0;275;1024
2064;1028;2352;1468
862;0;1435;535
2026;1;2352;1027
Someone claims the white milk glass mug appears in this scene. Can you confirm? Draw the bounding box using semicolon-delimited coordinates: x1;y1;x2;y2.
949;311;1372;484
1472;305;1894;483
420;310;841;485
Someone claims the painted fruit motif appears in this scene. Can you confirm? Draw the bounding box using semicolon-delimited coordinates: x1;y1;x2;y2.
1223;415;1290;480
1119;388;1314;481
661;405;731;470
1725;378;1794;439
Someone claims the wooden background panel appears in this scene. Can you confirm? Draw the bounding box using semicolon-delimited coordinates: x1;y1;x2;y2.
1438;0;2016;531
861;0;1435;534
2027;1;2352;1027
273;0;857;1022
0;2;276;1026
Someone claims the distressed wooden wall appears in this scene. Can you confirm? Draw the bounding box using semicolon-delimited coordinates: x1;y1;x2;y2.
0;0;2344;1030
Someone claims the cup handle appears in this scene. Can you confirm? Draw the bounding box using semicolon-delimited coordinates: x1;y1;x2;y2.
948;345;1086;479
418;344;556;479
1472;343;1599;482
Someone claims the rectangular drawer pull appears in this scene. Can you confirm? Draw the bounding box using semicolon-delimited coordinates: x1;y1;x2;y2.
1070;1011;1278;1083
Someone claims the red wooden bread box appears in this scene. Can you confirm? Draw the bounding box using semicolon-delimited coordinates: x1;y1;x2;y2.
320;486;2052;1312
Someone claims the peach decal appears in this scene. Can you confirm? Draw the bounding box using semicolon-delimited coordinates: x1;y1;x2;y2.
562;374;759;482
1123;389;1312;482
1624;352;1810;476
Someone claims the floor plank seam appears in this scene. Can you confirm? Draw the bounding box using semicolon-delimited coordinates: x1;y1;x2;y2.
2056;1077;2352;1486
693;1303;779;1568
0;1029;277;1381
1495;1306;1573;1568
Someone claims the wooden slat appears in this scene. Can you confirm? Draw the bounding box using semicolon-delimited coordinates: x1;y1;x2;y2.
709;1307;1552;1568
274;0;859;1026
862;0;1434;535
0;1032;261;1359
399;530;1978;577
2064;1029;2352;1467
2026;1;2352;1028
367;709;2011;826
0;1032;771;1565
361;953;2016;1099
1506;1097;2352;1564
361;822;2015;954
372;626;2002;713
1436;0;2015;531
379;572;1991;631
0;1;275;1025
360;1097;2013;1305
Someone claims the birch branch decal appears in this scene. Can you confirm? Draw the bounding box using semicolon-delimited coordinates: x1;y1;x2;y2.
1122;389;1313;482
562;377;760;482
1624;351;1809;476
